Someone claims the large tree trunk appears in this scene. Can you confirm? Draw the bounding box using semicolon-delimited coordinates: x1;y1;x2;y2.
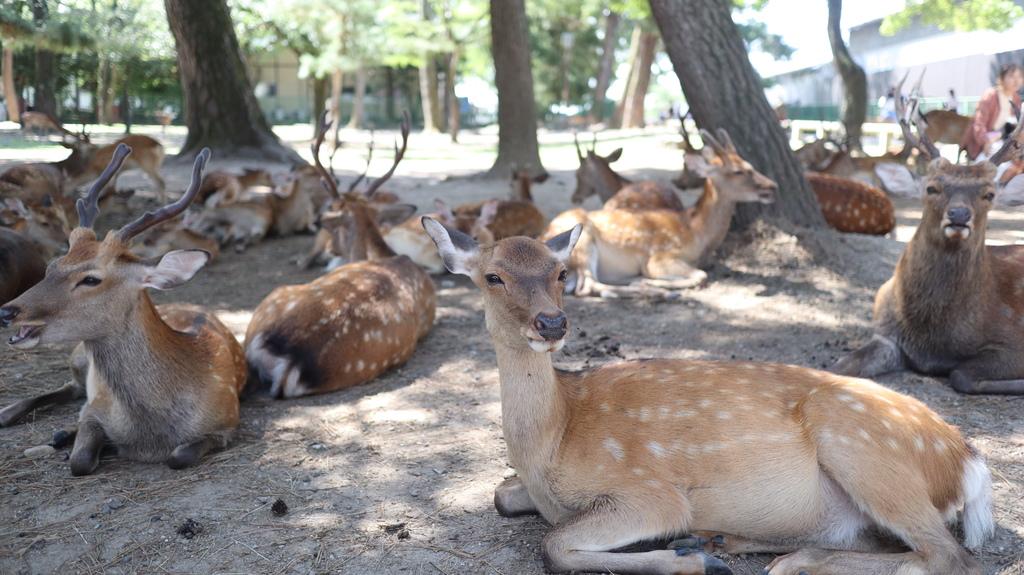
163;0;301;163
589;11;619;123
346;65;367;130
649;0;826;230
3;47;19;122
620;30;657;129
828;0;867;153
96;56;111;124
487;0;544;179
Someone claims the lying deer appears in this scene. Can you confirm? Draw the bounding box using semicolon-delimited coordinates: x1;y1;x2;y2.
129;214;220;263
1;196;72;255
542;129;776;298
245;111;436;398
509;162;548;202
423;218;993;575
832;75;1024;395
0;133;96;197
805;172;895;235
20;111;73;139
571;133;686;211
197;167;275;207
0;227;45;305
0;145;248;474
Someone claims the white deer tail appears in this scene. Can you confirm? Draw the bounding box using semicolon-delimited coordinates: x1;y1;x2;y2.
960;453;994;549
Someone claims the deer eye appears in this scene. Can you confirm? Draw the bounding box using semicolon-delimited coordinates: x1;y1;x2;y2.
558;270;567;282
40;221;50;227
77;276;102;287
484;274;504;285
732;170;744;176
926;186;940;195
983;192;995;201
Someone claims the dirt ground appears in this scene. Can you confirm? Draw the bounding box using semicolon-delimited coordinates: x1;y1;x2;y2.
0;123;1022;575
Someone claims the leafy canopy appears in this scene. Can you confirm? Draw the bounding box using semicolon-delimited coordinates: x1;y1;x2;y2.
881;0;1024;34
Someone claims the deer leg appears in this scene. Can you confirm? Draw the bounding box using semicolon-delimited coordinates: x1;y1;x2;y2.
949;353;1024;394
69;417;109;476
539;501;730;575
829;334;905;377
166;433;230;470
0;381;86;427
640;256;708;290
494;476;539;517
763;543;979;575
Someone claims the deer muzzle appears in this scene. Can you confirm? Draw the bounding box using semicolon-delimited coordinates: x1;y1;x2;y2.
943;207;972;238
0;306;44;349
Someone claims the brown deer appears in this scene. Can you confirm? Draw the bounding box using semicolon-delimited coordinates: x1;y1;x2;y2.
129;214;220;263
422;217;993;575
542;129;776;298
244;111;436;398
509;162;549;202
0;227;45;305
20;111;74;139
918;108;971;147
197;167;276;207
0;133;97;197
832;75;1024;395
189;200;273;253
0;145;248;475
63;134;167;202
571;133;686;211
1;196;72;255
805;172;895;235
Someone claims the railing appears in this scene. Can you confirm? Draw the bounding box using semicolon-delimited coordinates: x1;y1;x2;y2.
787;119;905;156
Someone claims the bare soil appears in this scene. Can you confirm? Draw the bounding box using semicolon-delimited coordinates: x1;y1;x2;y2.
0;124;1022;575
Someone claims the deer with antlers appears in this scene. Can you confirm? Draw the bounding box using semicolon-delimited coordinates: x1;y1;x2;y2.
0;145;248;475
62;133;167;202
571;133;687;211
541;129;776;298
244;111;436;398
831;73;1024;394
422;217;993;575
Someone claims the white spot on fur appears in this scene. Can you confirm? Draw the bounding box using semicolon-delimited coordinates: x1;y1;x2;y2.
603;438;624;461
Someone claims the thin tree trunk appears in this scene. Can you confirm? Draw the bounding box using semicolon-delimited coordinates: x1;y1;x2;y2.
589;11;619;123
122;60;132;132
105;63;120;124
346;65;367;130
3;47;19;122
384;67;395;124
96;57;110;124
487;0;544;178
621;31;657;129
312;74;329;139
330;68;343;148
828;0;867;153
612;25;641;129
31;0;58;117
420;54;442;133
648;0;826;230
446;51;460;143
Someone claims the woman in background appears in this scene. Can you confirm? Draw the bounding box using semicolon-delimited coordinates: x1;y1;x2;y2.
962;63;1023;161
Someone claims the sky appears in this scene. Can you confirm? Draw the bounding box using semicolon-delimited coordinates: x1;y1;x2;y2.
744;0;903;77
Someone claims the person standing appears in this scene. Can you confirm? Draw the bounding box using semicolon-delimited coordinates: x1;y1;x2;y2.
945;89;959;113
962;63;1023;161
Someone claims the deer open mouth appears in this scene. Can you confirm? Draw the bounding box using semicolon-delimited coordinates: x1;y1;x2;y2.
8;324;44;349
944;223;971;239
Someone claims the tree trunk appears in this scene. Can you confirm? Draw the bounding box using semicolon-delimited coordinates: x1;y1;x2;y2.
419;54;442;133
828;0;867;153
3;47;19;122
384;67;395;124
163;0;301;163
105;63;120;124
122;59;132;132
311;74;329;139
649;0;826;230
346;65;367;130
621;31;657;129
589;11;619;123
487;0;544;178
446;50;460;143
330;68;343;148
612;25;641;129
30;0;57;117
97;56;111;124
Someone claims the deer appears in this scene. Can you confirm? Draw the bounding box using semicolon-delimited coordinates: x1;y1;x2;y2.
197;167;276;207
244;110;436;398
0;133;97;197
0;145;249;475
422;217;994;575
509;162;549;202
1;196;72;255
20;111;74;139
805;172;895;235
63;133;167;202
571;133;687;211
0;227;46;306
918;108;971;148
831;74;1024;395
189;200;273;253
129;214;220;263
541;129;776;298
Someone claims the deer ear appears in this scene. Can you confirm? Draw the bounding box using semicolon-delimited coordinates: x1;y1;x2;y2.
477;199;500;228
422;216;478;276
605;148;624;163
873;163;919;198
141;249;210;290
377;203;417;227
545;224;582;265
684;153;715;178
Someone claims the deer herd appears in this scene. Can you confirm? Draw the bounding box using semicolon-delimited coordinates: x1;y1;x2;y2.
1;92;1022;574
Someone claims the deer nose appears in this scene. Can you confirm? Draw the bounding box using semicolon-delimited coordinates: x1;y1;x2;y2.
0;306;19;328
947;207;971;226
534;312;568;341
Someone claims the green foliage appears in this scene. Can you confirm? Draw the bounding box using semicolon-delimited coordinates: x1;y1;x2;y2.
738;19;794;61
881;0;1024;34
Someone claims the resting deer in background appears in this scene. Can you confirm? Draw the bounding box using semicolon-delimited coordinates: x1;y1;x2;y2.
423;218;993;575
804;172;895;235
571;133;686;211
197;167;276;207
0;132;96;197
0;145;248;475
832;75;1024;394
63;133;167;202
509;162;549;202
0;227;45;306
1;196;72;256
129;213;220;263
542;129;776;298
245;111;436;398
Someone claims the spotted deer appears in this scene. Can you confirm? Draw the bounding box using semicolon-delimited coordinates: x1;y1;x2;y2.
129;214;220;263
423;217;993;575
0;145;248;475
63;134;167;202
832;75;1024;395
541;129;776;298
244;111;436;398
571;133;686;211
805;172;895;235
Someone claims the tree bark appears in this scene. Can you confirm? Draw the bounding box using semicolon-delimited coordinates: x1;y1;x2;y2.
31;0;57;117
96;56;111;124
487;0;544;179
311;74;329;139
828;0;867;153
649;0;826;230
446;50;460;143
621;31;657;129
346;65;367;130
330;68;343;147
163;0;301;163
589;11;619;123
419;54;442;133
612;25;641;129
3;47;19;122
